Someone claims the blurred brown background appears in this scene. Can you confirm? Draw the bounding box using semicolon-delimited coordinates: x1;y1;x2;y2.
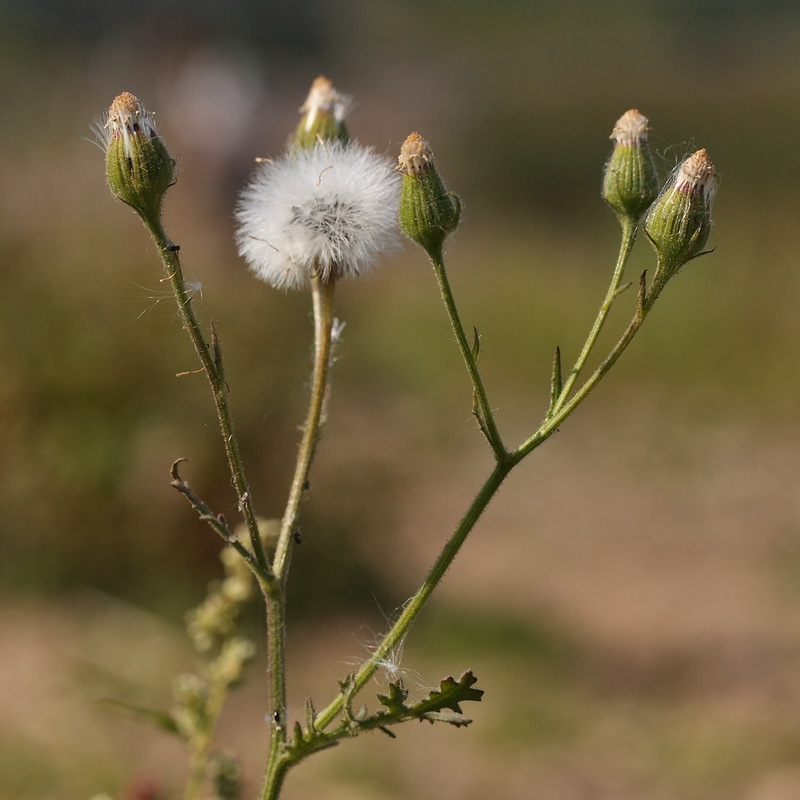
4;1;800;798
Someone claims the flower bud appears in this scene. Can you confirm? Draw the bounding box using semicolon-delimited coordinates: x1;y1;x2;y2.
96;93;176;223
293;76;350;150
644;149;717;291
602;109;660;222
397;132;461;258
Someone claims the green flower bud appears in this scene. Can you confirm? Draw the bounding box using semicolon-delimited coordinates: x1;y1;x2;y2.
98;93;176;224
292;76;350;150
397;132;461;258
644;149;717;294
602;109;660;222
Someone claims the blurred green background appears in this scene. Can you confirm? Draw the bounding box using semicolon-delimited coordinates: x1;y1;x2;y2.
4;1;800;798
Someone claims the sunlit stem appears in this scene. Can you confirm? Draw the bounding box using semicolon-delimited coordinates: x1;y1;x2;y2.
261;272;336;800
429;246;507;460
261;583;289;800
272;273;336;580
313;458;513;731
517;283;649;459
551;215;637;416
314;232;654;734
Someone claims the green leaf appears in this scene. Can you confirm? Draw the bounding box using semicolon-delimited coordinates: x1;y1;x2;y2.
291;721;305;749
419;710;473;727
305;696;317;733
377;680;409;717
548;346;562;416
96;698;181;737
412;671;483;716
211;321;224;383
637;270;648;318
470;326;481;361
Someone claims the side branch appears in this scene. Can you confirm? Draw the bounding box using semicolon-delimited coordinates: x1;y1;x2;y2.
146;219;272;580
169;460;271;584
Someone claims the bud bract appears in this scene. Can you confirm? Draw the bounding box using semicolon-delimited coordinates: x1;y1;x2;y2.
644;149;717;294
293;76;350;150
397;132;461;258
96;93;176;224
602;109;660;222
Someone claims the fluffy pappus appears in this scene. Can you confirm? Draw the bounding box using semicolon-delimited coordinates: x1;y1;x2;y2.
235;141;401;291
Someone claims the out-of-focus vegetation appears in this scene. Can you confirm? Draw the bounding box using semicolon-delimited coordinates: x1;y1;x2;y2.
4;1;800;799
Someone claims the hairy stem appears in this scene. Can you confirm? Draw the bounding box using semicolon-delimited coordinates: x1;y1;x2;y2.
260;274;336;800
429;248;506;459
261;583;289;800
272;274;336;580
551;216;637;415
313;237;653;736
314;459;512;731
517;279;649;458
146;218;271;578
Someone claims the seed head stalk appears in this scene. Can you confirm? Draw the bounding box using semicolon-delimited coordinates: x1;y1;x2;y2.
273;273;336;580
259;272;336;800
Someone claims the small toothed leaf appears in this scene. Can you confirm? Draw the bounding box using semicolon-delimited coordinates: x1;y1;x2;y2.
412;671;483;716
377;680;409;717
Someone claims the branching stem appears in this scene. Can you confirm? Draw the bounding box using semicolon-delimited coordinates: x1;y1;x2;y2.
312;219;648;742
551;215;637;416
146;217;272;580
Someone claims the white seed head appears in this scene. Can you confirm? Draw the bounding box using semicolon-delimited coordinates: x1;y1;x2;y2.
235;141;401;290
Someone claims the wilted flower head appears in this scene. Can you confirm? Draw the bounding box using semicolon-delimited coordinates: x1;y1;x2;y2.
645;148;717;280
293;76;351;149
93;92;175;222
235;141;401;290
602;109;660;222
397;132;461;258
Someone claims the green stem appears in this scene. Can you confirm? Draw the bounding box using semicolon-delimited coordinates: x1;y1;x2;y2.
311;280;650;735
260;274;336;800
517;282;649;459
261;583;289;800
146;218;271;578
429;248;506;459
313;230;652;734
551;215;637;416
271;274;336;580
313;459;513;731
